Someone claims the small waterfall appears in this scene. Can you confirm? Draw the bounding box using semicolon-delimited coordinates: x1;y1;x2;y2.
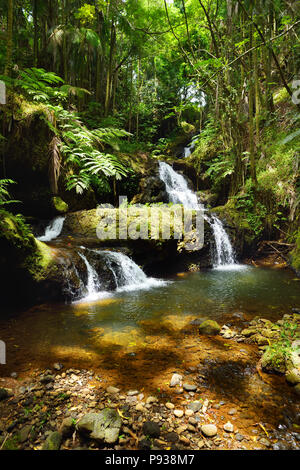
37;216;65;242
100;251;166;292
209;215;235;267
158;161;199;209
158;161;238;268
78;252;102;300
183;135;198;158
76;249;167;302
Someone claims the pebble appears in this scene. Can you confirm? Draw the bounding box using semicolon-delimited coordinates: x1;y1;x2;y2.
174;410;184;418
170;374;182;387
201;424;218;437
224;422;234;433
106;386;120;394
183;383;197;392
165;402;175;410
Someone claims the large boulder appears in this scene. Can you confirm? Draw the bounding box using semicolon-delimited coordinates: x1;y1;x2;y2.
199;320;221;336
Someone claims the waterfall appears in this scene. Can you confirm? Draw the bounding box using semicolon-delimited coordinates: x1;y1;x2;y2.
99;250;166;293
158;161;238;268
76;249;167;302
78;252;102;300
209;215;236;267
158;161;199;209
37;216;65;242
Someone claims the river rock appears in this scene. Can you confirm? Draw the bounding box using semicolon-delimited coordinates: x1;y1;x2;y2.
77;409;122;444
174;410;184;418
187;401;202;412
0;388;13;401
42;431;62;450
60;417;76;437
106;386;120;394
223;422;234;433
285;368;300;385
199;320;221;336
170;373;182;387
142;421;160;438
183;383;197;392
201;424;218;437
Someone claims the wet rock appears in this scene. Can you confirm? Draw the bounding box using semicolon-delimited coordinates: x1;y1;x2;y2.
42;431;62;450
0;388;13;401
142;421;161;438
223;422;234;433
187;401;202;412
164;432;179;443
285;368;300;385
60;417;76;438
170;374;182;387
138;438;152;450
199;320;221;336
146;396;158;404
183;383;197;392
53;363;63;371
106;386;120;394
165;402;175;410
201;424;218;437
174;410;184;418
18;425;32;443
40;375;54;384
259;438;271;447
77;409;122;444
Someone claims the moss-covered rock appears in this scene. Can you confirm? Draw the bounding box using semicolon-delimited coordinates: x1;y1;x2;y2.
52;196;69;214
198;320;221;335
62;207;213;274
42;431;62;450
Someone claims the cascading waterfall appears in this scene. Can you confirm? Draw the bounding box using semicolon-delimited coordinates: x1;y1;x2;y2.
99;250;166;292
209;215;236;267
158;161;199;209
78;252;102;300
37;216;65;242
158;161;238;268
76;248;167;302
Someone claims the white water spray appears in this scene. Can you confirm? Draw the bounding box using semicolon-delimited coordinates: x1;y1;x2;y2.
37;216;65;242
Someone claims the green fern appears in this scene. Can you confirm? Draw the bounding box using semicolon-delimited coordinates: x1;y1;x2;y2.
0;179;20;206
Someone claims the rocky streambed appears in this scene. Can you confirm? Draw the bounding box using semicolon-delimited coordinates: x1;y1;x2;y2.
0;312;299;451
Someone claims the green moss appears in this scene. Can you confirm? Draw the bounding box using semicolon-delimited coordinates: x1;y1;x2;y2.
52;196;69;214
273;87;290;105
198;320;221;335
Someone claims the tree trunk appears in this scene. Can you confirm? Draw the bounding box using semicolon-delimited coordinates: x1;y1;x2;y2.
5;0;13;76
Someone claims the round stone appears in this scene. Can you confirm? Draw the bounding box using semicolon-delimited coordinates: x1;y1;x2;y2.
201;424;218;437
174;410;184;418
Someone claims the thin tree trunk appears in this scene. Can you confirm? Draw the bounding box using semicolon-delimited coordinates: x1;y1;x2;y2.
5;0;13;76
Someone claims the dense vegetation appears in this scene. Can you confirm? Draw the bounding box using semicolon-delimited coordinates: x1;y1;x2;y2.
0;0;299;269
